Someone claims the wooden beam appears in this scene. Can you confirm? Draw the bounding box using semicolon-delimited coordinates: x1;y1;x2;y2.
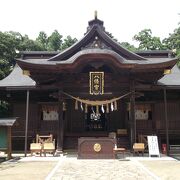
130;79;136;150
56;90;64;152
163;88;169;155
24;90;30;157
7;126;12;160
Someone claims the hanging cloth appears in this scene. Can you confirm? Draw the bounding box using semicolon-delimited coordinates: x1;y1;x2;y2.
80;102;83;111
75;100;78;110
114;101;117;110
96;105;99;114
101;104;105;113
91;106;95;114
106;104;109;113
111;102;114;111
85;104;88;113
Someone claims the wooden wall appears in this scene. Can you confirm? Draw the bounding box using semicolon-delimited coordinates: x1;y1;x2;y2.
154;101;180;131
12;102;38;136
11;99;180;150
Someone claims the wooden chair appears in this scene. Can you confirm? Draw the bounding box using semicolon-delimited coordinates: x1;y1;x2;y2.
30;143;42;156
31;134;55;156
43;141;55;156
133;143;145;156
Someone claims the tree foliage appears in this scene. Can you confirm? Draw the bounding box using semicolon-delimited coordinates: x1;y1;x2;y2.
163;26;180;58
0;23;180;81
133;29;165;50
0;30;77;80
61;36;77;50
133;25;180;65
47;30;63;51
120;42;137;52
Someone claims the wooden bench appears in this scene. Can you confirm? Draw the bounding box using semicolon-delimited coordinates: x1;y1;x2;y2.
30;143;42;156
133;143;145;156
43;142;55;156
30;134;55;156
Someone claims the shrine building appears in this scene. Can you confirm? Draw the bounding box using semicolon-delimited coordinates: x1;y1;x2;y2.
0;16;180;157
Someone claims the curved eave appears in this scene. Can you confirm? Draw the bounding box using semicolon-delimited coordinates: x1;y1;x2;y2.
17;49;177;73
48;24;146;61
0;64;36;90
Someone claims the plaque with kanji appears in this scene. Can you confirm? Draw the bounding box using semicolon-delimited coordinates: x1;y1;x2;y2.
89;72;104;95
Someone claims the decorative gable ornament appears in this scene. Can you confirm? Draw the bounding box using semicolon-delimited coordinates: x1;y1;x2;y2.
89;72;104;95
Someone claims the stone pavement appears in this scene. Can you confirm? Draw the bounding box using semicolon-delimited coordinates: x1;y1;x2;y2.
0;153;180;180
48;158;156;180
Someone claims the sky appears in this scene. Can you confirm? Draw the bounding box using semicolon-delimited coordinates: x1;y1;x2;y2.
0;0;180;46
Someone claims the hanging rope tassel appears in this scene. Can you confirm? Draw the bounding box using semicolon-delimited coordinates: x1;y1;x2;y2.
85;104;88;113
114;100;117;111
80;102;84;111
106;104;109;113
75;100;78;110
96;105;99;114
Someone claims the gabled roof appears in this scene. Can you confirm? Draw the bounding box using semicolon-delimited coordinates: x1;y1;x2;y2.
0;64;36;89
48;18;146;61
16;17;177;73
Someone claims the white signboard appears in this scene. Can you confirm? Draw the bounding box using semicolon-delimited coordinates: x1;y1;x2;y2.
147;136;160;157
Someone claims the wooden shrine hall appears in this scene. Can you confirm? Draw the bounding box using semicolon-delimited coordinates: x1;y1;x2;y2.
0;15;180;157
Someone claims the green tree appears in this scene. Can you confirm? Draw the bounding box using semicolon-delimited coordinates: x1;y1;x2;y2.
18;34;43;51
120;42;137;52
47;30;62;51
163;26;180;58
133;29;164;50
0;31;19;79
36;31;48;50
61;36;77;50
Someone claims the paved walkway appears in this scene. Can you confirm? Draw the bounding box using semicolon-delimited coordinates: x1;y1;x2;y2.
48;158;156;180
0;153;180;180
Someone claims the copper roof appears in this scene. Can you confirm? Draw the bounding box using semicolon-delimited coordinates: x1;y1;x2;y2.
158;65;180;87
0;64;36;89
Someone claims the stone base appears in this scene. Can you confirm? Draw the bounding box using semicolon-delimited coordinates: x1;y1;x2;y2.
54;149;63;157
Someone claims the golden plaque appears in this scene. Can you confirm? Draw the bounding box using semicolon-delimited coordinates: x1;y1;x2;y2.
89;72;104;95
93;143;101;152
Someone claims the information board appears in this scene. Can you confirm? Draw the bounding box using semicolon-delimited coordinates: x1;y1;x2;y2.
147;136;160;157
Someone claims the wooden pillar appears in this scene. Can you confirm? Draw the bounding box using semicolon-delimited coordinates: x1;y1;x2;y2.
130;79;136;150
57;90;64;152
7;126;12;159
163;88;169;155
24;90;30;157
